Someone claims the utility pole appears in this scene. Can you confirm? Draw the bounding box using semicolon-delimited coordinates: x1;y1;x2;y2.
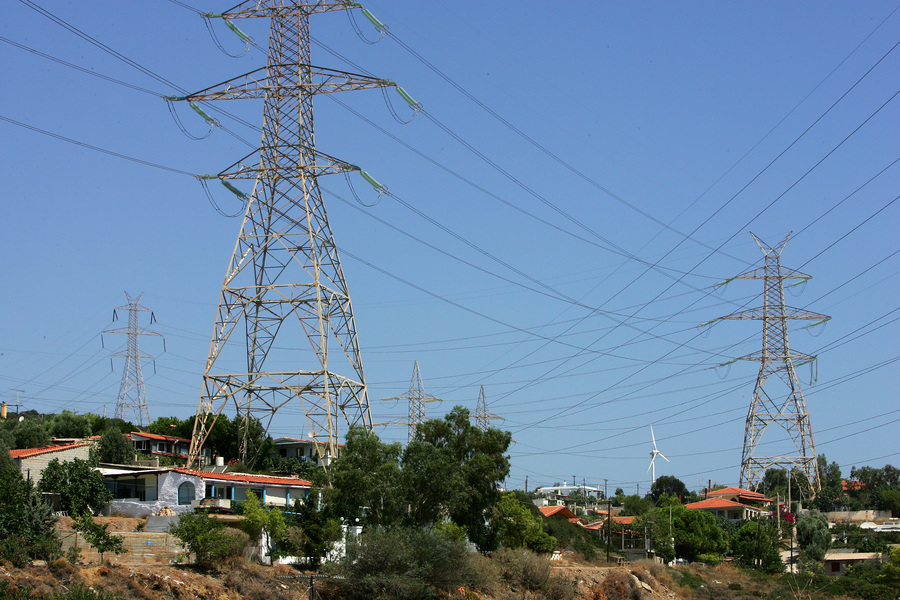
11;389;24;417
718;233;826;495
180;2;393;466
103;292;162;428
382;362;442;443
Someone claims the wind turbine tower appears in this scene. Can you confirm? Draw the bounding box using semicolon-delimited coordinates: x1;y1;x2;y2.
648;425;669;485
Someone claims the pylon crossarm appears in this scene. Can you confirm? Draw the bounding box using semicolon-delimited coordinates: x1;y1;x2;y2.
213;1;351;20
217;150;359;180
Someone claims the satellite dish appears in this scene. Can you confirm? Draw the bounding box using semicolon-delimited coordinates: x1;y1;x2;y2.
18;416;24;422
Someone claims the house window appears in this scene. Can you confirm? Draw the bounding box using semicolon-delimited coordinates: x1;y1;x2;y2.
178;482;196;505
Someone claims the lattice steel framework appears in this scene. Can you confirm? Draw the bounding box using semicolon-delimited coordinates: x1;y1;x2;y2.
474;385;501;432
184;2;384;467
383;361;441;443
104;292;162;428
720;233;827;495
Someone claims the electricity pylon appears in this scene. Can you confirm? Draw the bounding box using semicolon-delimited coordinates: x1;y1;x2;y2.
719;233;827;496
181;2;389;467
474;385;501;432
382;361;441;443
103;292;162;428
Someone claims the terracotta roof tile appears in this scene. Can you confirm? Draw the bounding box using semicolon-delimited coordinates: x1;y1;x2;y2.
173;468;311;487
10;443;90;459
685;497;764;510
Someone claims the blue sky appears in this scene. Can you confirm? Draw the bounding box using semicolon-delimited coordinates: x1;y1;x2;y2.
2;1;898;495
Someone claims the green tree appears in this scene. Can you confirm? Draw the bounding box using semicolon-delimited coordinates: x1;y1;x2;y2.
239;491;286;560
620;494;653;516
731;518;784;574
0;467;60;565
650;475;689;503
323;426;404;526
97;425;134;464
13;417;50;449
148;416;192;438
49;411;92;439
274;495;342;567
668;505;727;561
73;513;126;563
796;512;831;564
879;489;900;517
38;458;112;515
410;406;511;551
169;511;247;567
492;492;557;553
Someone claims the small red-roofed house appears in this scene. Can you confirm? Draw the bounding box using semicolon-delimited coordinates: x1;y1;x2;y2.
538;504;584;526
706;487;773;507
9;443;91;484
685;497;765;522
128;431;212;464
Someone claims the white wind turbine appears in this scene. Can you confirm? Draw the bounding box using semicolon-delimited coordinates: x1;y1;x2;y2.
648;425;670;484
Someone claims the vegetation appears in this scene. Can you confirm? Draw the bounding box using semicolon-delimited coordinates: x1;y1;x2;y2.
96;425;134;464
72;513;126;564
238;491;286;560
730;518;784;574
0;466;61;566
492;492;557;553
38;458;112;515
796;511;831;565
169;511;248;567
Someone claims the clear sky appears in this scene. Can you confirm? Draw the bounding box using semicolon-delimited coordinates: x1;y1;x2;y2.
2;1;898;495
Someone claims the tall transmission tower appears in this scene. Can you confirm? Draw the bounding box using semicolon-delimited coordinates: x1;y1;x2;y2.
382;361;441;443
103;292;162;428
474;385;501;432
719;233;827;496
182;2;388;467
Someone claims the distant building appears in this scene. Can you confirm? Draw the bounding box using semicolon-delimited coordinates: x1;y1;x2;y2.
10;443;91;484
823;551;882;576
273;437;340;468
706;487;773;508
128;431;212;464
538;505;584;526
685;497;766;522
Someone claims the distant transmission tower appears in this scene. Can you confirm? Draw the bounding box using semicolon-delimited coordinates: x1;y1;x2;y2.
474;385;501;432
383;362;442;442
181;2;390;466
719;233;827;495
103;292;162;428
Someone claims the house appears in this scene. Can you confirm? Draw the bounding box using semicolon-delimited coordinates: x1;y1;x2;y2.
685;497;766;522
538;505;584;526
99;465;311;517
273;437;339;467
823;551;881;576
9;443;91;484
128;431;212;464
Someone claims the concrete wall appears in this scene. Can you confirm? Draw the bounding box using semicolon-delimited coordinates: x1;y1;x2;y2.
17;445;91;485
825;510;892;523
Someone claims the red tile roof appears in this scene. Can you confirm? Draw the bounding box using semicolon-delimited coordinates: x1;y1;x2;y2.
10;443;90;459
613;515;636;525
539;505;578;519
130;431;190;444
707;487;772;503
173;468;311;487
686;497;763;511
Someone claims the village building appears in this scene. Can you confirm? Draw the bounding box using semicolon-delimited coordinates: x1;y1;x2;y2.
9;443;91;484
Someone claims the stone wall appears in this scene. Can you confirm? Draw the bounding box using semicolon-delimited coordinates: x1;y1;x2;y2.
59;530;186;566
825;510;892;523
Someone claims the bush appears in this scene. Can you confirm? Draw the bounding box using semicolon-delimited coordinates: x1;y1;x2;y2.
598;571;641;600
492;547;552;591
169;511;248;567
332;526;474;600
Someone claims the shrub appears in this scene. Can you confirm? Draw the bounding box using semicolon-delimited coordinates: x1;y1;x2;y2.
697;552;721;566
599;571;641;600
542;575;577;600
492;547;552;591
169;511;248;567
332;526;474;600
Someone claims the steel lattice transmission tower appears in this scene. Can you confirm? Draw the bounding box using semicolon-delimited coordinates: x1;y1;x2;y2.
182;2;389;467
720;233;827;496
383;362;441;443
474;385;501;432
103;292;162;428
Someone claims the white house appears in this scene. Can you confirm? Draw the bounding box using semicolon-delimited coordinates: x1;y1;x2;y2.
128;432;212;464
100;465;311;517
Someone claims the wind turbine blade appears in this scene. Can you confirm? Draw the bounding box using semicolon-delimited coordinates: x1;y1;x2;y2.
648;456;655;471
651;425;657;448
659;452;670;463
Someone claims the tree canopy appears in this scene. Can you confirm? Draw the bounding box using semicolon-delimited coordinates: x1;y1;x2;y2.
38;457;112;515
98;425;135;464
650;475;690;503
